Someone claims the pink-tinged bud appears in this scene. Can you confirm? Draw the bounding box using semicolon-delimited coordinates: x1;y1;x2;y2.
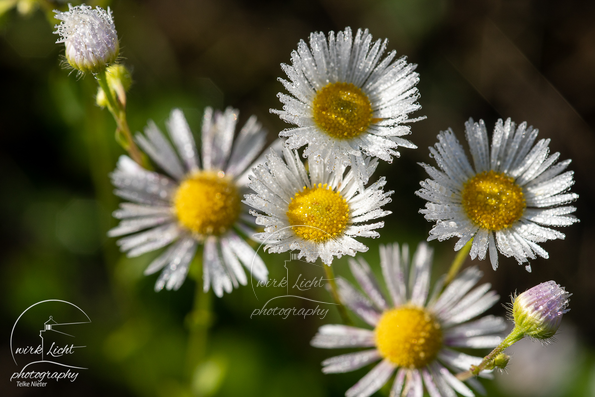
53;4;119;74
512;281;571;340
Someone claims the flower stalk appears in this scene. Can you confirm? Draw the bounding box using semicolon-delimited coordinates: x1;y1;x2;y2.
186;254;213;378
323;264;353;326
95;69;144;166
456;327;524;381
443;238;473;289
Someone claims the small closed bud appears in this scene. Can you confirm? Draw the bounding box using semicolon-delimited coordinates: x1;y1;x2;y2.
53;4;119;74
485;353;510;370
512;281;571;340
97;64;132;108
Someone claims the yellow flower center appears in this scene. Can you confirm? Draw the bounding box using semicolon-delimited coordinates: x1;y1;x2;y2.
312;82;374;140
375;306;443;369
461;170;526;231
174;171;241;236
286;183;350;242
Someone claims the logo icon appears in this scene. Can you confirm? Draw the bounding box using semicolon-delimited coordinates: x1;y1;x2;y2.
250;252;335;320
9;299;91;388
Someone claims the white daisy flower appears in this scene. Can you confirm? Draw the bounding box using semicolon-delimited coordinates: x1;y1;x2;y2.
243;147;392;265
109;107;271;296
312;242;506;397
416;118;579;271
273;27;422;188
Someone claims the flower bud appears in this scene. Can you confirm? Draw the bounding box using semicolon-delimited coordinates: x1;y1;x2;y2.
53;4;119;74
485;353;510;370
512;281;571;340
97;64;132;108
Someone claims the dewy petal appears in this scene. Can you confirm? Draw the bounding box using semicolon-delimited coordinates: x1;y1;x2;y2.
348;258;388;310
408;242;433;306
408;369;424;397
444;315;507;339
421;367;443;397
226;231;268;283
435;363;475;397
322;350;381;373
108;215;172;237
431;266;483;316
203;236;233;297
144;238;188;276
225;115;267;177
136;122;185;180
428;363;456;397
219;236;247;286
445;335;502;349
345;359;395;397
443;286;499;326
154;238;197;291
120;224;181;257
380;243;408;306
336;277;381;326
111;156;177;203
311;325;376;349
113;203;172;219
166;108;200;172
438;348;482;372
465;118;490;173
390;368;407;397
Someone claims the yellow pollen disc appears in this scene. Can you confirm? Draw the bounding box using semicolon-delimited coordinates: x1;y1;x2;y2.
461;170;526;231
312;82;374;140
375;306;443;369
286;183;350;243
173;171;241;236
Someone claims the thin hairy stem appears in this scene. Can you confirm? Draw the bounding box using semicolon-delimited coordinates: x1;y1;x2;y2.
443;238;473;289
323;264;353;326
96;69;144;166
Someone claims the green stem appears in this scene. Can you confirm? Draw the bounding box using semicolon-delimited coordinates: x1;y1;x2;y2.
456;327;525;381
443;239;473;289
186;255;212;382
323;264;353;326
95;69;145;166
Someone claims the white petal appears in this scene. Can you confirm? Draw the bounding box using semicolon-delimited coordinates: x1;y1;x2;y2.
345;359;395;397
322;350;381;373
336;277;381;326
203;236;233;297
311;325;375;349
348;258;388;311
166;108;199;172
409;243;433;306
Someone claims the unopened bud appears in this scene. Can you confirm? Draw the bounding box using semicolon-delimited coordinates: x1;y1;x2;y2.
513;281;571;340
53;4;119;74
485;353;510;370
97;64;132;108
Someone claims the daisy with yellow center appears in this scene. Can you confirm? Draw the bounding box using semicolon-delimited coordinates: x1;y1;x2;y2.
109;107;272;296
416;118;579;271
243;147;392;264
312;243;506;397
273;27;422;189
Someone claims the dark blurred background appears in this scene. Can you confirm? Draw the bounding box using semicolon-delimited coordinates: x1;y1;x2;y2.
1;0;594;396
